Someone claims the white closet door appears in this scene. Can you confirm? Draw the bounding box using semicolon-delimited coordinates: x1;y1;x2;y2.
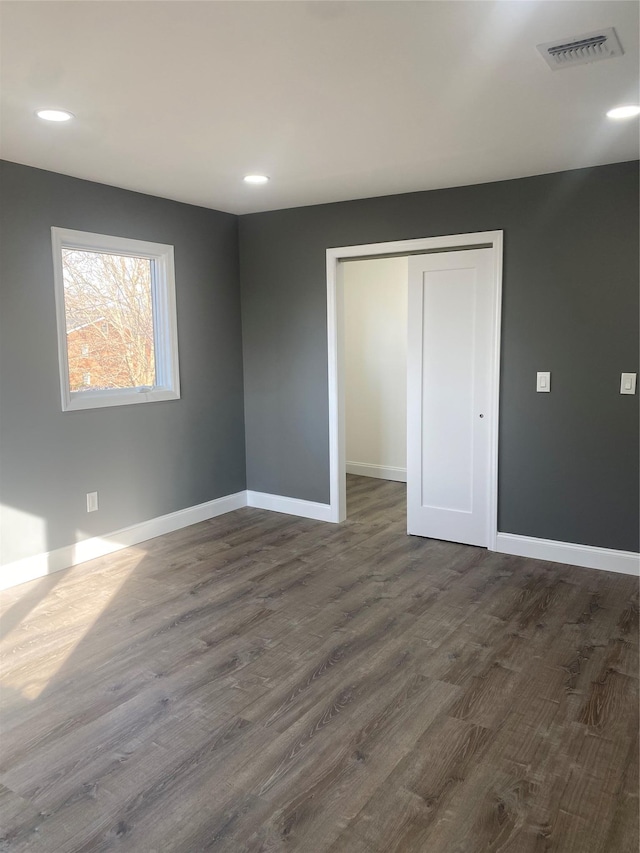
407;248;495;546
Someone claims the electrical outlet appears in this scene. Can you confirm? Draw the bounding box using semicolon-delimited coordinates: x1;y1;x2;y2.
86;491;99;512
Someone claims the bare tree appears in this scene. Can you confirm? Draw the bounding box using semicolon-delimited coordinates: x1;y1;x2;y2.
62;249;156;390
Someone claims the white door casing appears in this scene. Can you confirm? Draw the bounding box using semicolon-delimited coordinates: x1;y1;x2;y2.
407;248;497;547
326;231;502;550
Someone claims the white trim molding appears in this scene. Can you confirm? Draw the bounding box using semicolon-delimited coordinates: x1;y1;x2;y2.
1;492;247;591
496;532;640;576
346;462;407;482
4;493;636;591
246;491;334;522
327;230;503;542
1;490;337;591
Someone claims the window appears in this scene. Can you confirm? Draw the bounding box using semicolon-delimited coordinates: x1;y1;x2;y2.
52;228;180;411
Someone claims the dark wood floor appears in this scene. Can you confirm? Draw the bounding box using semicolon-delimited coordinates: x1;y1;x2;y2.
0;475;638;852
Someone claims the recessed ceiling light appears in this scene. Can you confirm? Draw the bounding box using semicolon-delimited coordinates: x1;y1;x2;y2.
606;105;640;119
36;109;74;122
243;174;270;184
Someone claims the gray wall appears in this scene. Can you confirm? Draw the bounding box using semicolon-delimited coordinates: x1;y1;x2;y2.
2;160;638;566
239;161;640;553
0;161;246;566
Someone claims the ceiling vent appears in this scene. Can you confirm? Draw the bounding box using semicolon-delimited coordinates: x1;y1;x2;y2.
537;27;623;70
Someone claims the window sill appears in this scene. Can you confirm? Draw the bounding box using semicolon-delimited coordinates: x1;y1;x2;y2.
63;387;180;412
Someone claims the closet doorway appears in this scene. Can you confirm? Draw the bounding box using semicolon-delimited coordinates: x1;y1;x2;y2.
326;232;503;550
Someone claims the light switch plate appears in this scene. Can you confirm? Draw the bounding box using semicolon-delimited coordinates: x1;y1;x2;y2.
536;371;551;393
620;373;637;395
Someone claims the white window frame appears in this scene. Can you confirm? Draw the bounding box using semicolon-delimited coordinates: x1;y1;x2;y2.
52;227;181;412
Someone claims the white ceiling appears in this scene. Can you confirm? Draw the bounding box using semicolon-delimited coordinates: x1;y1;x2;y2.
1;1;638;214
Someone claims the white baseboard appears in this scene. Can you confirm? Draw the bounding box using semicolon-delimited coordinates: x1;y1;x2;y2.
1;489;335;591
0;491;248;591
5;494;636;591
246;491;334;522
346;462;407;482
496;532;640;576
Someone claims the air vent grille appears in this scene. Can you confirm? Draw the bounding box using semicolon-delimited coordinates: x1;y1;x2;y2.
537;27;623;70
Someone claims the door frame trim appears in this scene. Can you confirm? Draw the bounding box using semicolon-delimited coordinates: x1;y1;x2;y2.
326;230;503;550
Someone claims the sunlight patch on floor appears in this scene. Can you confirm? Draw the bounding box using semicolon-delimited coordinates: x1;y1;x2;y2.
1;545;146;701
